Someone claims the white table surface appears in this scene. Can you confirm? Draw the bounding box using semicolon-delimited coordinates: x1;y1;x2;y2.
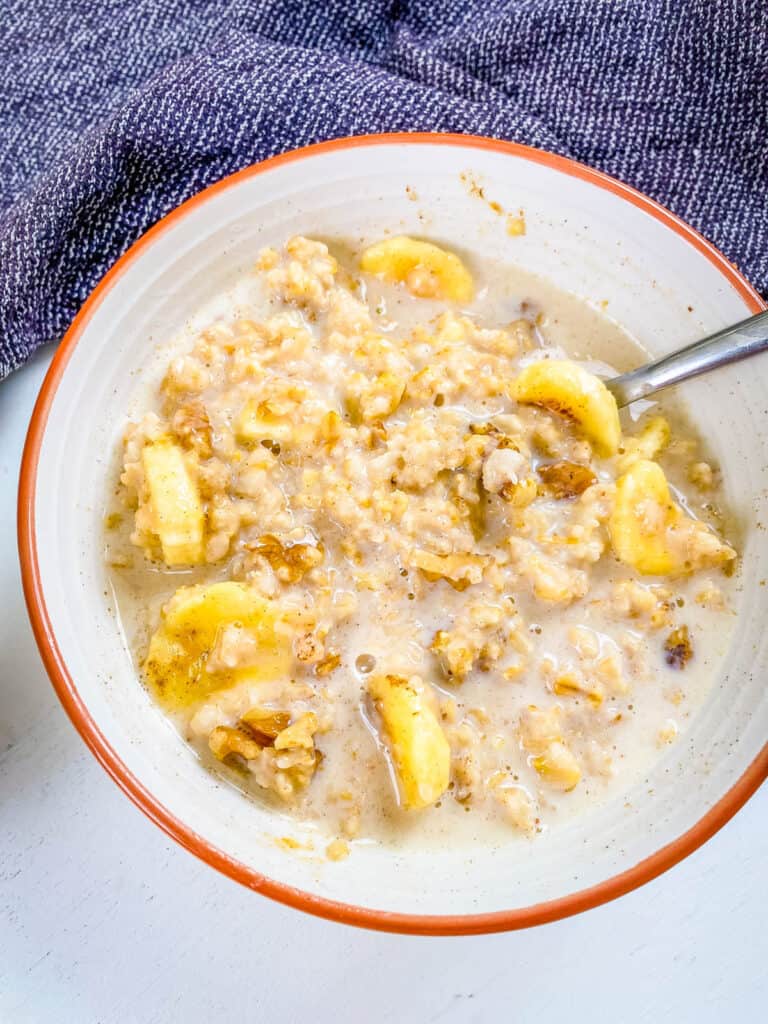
2;347;766;1024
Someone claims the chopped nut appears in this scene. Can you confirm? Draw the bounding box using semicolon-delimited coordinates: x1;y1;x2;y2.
240;706;291;741
274;712;319;750
664;625;693;669
248;534;323;584
537;460;596;499
208;726;262;762
171;401;213;458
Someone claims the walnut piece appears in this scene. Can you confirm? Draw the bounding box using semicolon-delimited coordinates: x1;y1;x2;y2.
241;706;292;741
208;726;263;762
537;460;596;499
664;625;693;669
209;711;322;801
248;534;323;583
171;401;213;458
274;712;319;750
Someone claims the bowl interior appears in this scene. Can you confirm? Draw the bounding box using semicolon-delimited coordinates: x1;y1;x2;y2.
29;138;767;923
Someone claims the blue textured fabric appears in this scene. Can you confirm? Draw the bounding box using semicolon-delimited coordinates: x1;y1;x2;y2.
1;0;766;378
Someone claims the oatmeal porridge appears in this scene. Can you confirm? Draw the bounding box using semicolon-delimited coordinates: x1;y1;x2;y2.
106;234;737;854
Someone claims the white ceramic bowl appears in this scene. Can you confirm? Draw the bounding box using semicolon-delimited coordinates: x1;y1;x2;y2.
19;134;768;934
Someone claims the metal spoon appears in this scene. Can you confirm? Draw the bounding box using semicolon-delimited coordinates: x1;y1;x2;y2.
605;310;768;408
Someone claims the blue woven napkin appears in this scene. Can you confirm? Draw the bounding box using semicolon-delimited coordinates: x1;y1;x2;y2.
1;0;766;378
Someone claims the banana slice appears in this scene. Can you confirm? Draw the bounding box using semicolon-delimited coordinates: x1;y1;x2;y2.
359;236;473;303
144;582;290;709
368;674;450;809
609;459;735;576
511;360;621;456
142;439;204;565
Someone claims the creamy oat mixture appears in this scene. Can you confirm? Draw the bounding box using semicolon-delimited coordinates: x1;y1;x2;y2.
107;235;737;857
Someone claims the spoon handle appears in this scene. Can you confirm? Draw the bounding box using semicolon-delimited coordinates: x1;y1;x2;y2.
606;309;768;408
